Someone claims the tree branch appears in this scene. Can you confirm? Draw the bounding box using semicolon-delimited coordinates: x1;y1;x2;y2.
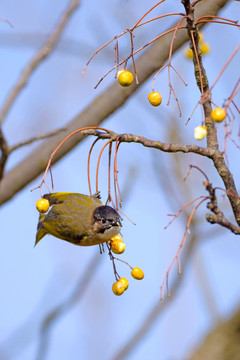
182;0;240;226
0;127;9;180
203;180;240;234
0;0;229;206
8;127;66;154
0;0;80;125
82;129;212;155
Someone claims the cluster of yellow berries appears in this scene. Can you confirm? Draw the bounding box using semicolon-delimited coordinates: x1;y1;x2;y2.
36;198;50;213
194;107;227;140
36;199;144;296
184;32;210;60
112;268;144;296
110;234;144;296
110;234;126;254
117;68;162;108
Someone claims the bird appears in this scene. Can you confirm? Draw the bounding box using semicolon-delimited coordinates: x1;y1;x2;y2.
35;192;122;247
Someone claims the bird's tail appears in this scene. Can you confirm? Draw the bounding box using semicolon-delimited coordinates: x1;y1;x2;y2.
35;215;47;246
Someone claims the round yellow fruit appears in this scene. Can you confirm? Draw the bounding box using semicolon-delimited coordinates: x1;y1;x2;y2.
131;267;144;280
111;234;124;242
148;91;162;107
211;107;226;122
184;47;193;59
112;281;125;296
118;278;129;290
200;42;210;55
36;198;50;213
118;70;134;87
111;240;126;254
194;125;207;140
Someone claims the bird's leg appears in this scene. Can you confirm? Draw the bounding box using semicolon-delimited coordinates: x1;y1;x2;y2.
99;243;105;254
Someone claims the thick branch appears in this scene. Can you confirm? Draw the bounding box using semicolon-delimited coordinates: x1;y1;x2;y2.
206;213;240;234
183;0;240;226
203;180;240;234
9;127;66;153
211;149;240;225
0;0;80;125
82;129;212;155
0;0;229;206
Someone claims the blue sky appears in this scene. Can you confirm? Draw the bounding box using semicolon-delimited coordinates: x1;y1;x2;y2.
0;1;240;359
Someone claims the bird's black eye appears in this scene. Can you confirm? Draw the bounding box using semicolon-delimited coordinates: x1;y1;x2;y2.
102;218;106;224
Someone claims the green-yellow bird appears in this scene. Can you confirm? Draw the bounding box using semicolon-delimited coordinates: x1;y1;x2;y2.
35;192;122;246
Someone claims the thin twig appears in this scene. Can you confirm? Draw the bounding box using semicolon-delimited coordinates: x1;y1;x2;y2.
95;140;113;194
35;127;110;194
160;197;208;299
94;26;186;89
9;128;66;153
107;142;113;204
127;29;139;84
166;15;187;115
0;18;13;28
82;11;183;77
196;19;240;27
164;195;206;229
113;233;197;360
87;138;100;196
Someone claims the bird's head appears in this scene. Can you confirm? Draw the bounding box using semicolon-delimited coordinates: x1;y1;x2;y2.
93;205;122;239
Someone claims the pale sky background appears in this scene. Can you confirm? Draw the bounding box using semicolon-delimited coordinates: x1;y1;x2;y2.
0;1;240;359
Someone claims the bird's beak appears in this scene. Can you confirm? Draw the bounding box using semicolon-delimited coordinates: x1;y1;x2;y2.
115;220;122;227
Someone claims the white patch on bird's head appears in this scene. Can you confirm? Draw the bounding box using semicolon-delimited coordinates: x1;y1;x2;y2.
96;224;121;241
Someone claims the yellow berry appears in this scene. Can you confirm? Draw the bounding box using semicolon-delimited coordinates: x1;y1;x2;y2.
111;240;126;254
118;70;134;87
111;234;124;242
184;47;193;59
36;198;50;213
211;107;226;122
200;42;210;55
194;125;207;140
112;281;125;296
148;91;162;107
118;278;129;290
131;267;144;280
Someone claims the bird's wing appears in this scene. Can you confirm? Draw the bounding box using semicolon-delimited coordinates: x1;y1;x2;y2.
39;193;101;243
43;192;103;207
